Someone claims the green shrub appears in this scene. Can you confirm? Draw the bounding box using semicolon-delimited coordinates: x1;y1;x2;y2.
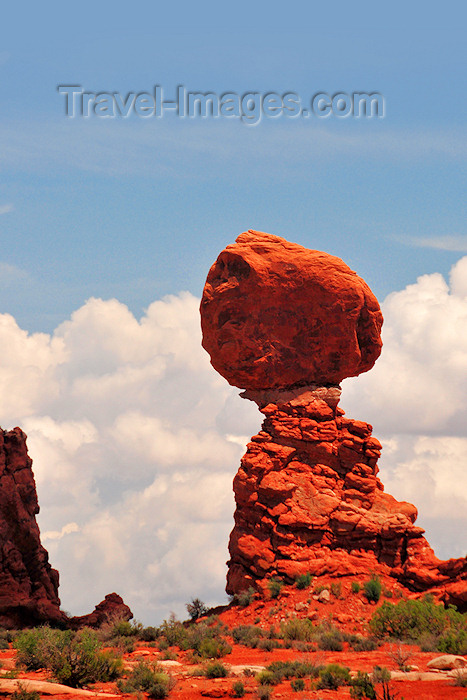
291;678;305;691
364;576;382;603
256;687;271;700
330;582;342;598
159;614;188;648
259;660;321;686
371;666;391;684
118;661;174;698
352;581;361;594
232;625;264;648
281;617;314;642
233;588;256;607
184;622;231;659
369;596;467;653
203;661;228;678
295;573;312;590
257;638;281;652
11;686;41;700
15;627;122;688
140;626;159;642
232;680;245;697
316;626;343;651
268;577;283;599
350;671;376;698
347;634;378;652
317;663;351;690
186;598;208;621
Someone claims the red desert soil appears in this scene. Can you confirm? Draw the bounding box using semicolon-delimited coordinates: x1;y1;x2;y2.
1;579;465;699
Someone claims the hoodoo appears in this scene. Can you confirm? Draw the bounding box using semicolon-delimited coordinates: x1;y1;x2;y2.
201;230;467;611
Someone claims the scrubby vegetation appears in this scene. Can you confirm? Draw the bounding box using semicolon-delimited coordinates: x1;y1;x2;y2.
117;661;175;698
369;596;467;653
364;576;382;603
231;587;256;607
295;573;312;590
14;627;122;687
267;577;284;599
317;663;351;690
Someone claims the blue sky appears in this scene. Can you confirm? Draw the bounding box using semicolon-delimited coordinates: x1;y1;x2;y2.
0;3;466;623
0;2;466;332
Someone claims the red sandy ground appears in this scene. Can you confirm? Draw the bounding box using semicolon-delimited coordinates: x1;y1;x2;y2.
1;576;465;699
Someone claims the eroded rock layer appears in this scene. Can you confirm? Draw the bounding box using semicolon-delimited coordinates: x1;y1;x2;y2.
226;388;467;610
0;428;66;628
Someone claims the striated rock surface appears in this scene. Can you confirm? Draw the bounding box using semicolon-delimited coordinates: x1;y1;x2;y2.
201;230;383;389
0;427;66;628
201;231;467;612
0;427;133;629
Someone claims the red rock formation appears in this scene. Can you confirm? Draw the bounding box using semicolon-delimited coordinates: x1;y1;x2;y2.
201;230;383;389
225;388;467;610
0;427;133;629
201;231;467;612
0;427;66;628
69;593;132;630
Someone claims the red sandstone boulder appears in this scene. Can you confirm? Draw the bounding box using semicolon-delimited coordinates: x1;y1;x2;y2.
201;230;383;389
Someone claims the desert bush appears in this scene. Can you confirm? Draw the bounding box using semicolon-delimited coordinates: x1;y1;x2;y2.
159;614;188;648
11;686;40;700
281;616;314;642
118;661;174;698
258;659;321;686
184;622;232;659
232;625;264;648
371;666;391;683
317;663;351;690
291;678;305;691
232;587;256;607
231;680;245;697
256;687;271;700
295;573;312;590
387;643;413;671
257;638;281;652
15;627;122;688
369;596;467;653
139;625;159;642
352;581;361;594
186;598;209;621
349;671;376;698
364;576;382;603
203;661;229;678
268;577;283;599
315;624;343;651
346;634;378;652
330;581;342;598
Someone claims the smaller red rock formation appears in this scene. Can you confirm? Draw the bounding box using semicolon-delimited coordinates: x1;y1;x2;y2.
0;426;133;629
0;428;66;628
201;230;383;389
69;593;132;630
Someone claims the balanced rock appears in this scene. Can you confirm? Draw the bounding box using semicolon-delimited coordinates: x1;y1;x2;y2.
201;231;467;610
201;230;383;389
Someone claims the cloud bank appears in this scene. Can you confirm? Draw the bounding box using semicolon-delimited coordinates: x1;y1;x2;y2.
0;259;466;623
